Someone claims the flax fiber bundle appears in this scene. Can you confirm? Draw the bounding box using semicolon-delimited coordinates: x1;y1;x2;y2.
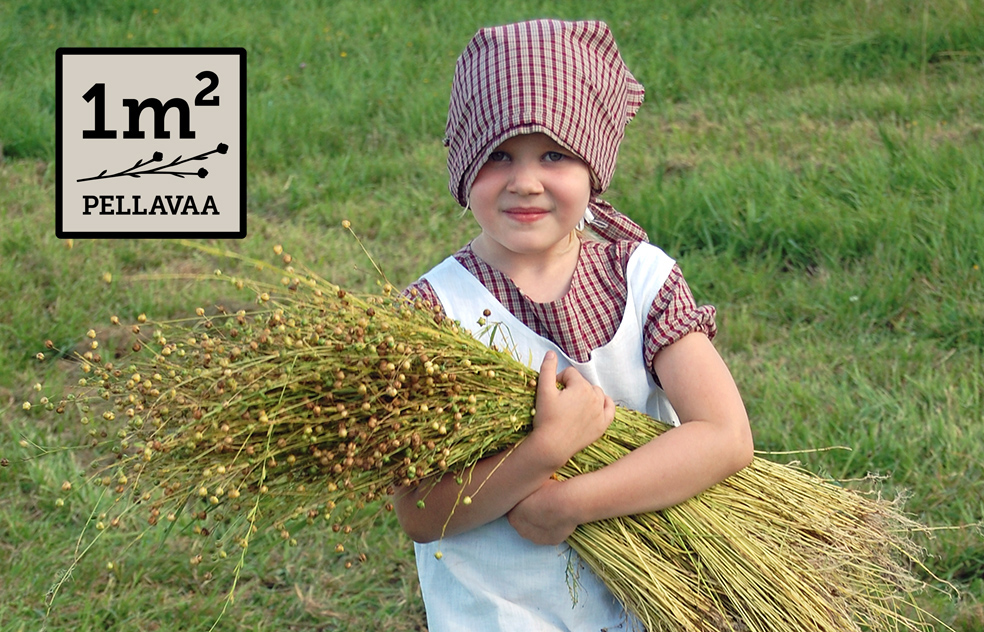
36;244;935;632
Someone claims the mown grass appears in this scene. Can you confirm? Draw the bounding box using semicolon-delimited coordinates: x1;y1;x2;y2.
1;0;982;630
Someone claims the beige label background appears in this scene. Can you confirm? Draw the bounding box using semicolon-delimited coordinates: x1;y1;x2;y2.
61;52;243;235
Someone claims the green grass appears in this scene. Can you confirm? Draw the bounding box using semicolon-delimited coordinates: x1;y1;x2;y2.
1;0;982;630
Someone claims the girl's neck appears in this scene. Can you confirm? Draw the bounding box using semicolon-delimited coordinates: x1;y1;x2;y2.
471;232;581;303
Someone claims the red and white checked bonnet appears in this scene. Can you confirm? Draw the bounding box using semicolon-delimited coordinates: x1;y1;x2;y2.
445;19;649;242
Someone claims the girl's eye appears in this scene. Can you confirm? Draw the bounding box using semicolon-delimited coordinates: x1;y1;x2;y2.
488;151;509;162
543;151;565;162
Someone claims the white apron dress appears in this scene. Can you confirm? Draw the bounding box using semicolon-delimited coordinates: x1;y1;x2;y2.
416;241;680;632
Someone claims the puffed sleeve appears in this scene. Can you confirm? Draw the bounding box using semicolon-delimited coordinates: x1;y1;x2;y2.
402;277;445;315
643;265;717;375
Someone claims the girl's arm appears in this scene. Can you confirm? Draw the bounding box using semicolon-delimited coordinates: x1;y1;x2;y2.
506;331;753;545
393;351;615;543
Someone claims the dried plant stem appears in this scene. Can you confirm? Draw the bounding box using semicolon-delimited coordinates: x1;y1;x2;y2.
31;244;944;631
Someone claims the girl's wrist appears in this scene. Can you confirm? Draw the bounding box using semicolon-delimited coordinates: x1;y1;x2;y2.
540;477;584;527
554;470;613;526
522;426;576;472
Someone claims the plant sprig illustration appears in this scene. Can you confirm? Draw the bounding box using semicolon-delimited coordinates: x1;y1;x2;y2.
77;143;228;182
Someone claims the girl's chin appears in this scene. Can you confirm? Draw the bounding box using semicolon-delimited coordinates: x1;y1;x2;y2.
499;237;579;258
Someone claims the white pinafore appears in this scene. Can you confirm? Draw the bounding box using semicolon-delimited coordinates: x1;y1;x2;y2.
414;242;680;632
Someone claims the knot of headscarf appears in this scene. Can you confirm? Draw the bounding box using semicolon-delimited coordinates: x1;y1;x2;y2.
445;19;649;243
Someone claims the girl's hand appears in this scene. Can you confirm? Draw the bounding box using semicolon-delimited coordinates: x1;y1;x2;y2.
526;351;615;470
506;479;576;545
394;351;615;544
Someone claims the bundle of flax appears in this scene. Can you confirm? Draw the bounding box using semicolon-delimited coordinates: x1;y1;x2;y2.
37;243;935;632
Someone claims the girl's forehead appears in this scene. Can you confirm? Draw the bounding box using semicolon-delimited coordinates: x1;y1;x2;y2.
493;133;566;151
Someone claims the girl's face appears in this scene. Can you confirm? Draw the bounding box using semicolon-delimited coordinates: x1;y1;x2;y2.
468;133;592;266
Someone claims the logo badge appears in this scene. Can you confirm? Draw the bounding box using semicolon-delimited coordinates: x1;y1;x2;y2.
56;48;246;238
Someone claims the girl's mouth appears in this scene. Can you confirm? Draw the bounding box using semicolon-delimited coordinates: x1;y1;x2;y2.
503;208;549;223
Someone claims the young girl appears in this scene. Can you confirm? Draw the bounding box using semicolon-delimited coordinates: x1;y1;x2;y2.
395;19;753;631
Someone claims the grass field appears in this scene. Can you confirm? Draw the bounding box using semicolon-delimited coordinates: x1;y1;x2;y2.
1;0;983;630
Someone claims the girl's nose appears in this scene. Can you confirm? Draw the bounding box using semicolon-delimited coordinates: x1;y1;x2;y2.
506;166;544;196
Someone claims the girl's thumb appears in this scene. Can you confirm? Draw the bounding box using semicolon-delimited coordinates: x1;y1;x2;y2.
537;351;559;397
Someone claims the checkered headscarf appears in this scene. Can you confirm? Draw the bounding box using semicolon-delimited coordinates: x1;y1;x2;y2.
445;19;649;243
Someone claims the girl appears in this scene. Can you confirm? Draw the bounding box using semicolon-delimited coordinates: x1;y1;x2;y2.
395;19;753;631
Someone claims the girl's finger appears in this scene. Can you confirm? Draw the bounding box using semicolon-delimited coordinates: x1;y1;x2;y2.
537;351;559;399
